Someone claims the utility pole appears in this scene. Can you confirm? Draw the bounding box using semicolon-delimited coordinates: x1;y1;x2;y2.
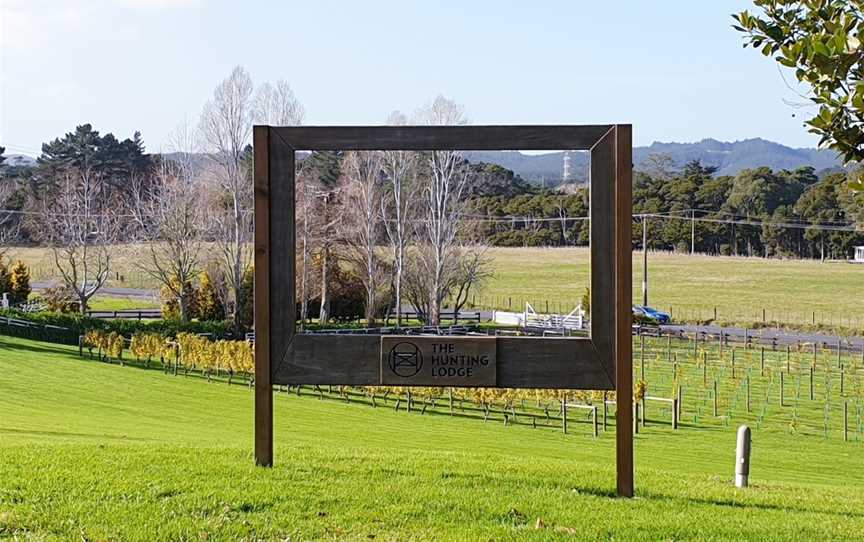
642;216;648;306
690;210;695;255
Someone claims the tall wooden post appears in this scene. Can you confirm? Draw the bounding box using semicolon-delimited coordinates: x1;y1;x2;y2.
614;125;634;498
253;126;296;468
253;126;274;467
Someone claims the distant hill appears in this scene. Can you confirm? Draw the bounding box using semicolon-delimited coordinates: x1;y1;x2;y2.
462;138;845;185
2;154;37;168
5;138;846;188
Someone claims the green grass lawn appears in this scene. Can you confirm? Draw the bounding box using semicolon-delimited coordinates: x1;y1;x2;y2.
1;335;863;540
86;295;160;311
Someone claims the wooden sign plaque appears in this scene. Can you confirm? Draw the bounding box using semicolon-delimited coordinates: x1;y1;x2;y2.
380;336;497;387
253;124;634;497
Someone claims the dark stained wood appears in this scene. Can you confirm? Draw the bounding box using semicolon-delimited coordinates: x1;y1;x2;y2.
274;334;380;385
252;126;272;467
257;123;633;496
271;125;613;151
496;337;613;390
273;335;612;390
614;124;634;498
589;127;617;383
268;131;296;381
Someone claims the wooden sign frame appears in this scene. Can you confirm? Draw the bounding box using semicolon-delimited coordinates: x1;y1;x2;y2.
253;125;633;497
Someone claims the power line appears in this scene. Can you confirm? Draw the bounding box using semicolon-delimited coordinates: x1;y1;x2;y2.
0;207;859;233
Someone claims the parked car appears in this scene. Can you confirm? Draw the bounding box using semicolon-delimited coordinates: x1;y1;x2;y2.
632;305;671;325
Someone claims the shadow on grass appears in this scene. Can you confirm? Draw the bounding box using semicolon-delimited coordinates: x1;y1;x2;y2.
0;337;76;359
634;487;864;519
0;426;155;443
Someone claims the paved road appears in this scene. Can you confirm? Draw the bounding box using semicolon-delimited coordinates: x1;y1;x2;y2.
32;282;156;299
660;323;864;350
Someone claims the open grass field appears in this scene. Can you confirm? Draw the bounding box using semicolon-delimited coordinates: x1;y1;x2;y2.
2;334;864;540
10;245;864;329
484;248;864;328
85;295;160;311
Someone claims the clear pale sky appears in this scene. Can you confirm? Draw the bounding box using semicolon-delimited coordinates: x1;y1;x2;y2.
1;0;816;156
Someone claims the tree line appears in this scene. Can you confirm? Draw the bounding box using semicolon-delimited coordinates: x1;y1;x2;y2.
471;159;864;259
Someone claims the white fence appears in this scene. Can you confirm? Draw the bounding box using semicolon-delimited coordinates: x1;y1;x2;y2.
492;302;586;332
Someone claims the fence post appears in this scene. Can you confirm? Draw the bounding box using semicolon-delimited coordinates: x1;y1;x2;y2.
732;348;736;379
640;397;646;427
672;397;679;429
713;380;718;417
592;405;598;437
603;392;608;430
760;347;765;376
810;365;814;400
640;334;645;378
562;398;568;435
838;339;842;368
844;401;849;442
78;335;83;357
702;352;707;386
735;425;751;488
780;371;785;407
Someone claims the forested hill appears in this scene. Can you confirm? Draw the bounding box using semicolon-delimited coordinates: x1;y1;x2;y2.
462;138;844;185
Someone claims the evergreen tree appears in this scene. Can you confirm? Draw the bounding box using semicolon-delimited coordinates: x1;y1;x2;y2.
37;124;153;192
8;260;30;304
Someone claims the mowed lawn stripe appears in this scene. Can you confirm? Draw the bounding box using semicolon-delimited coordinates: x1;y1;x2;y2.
1;335;863;540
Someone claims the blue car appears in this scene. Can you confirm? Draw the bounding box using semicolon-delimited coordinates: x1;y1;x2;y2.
633;305;671;325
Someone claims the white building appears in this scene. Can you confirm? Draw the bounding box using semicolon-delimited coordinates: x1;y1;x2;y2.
855;246;864;263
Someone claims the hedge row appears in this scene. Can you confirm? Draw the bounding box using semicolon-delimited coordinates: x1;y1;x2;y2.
0;309;234;345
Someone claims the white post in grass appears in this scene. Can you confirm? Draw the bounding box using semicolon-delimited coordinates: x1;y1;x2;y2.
735;425;751;488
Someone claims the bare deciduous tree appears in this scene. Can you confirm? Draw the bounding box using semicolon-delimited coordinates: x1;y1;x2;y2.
340;151;387;324
136;159;204;322
410;96;472;325
37;168;119;313
296;165;317;330
643;152;676;181
380;110;418;327
199;66;254;329
254;80;305;126
449;244;491;316
0;177;20;261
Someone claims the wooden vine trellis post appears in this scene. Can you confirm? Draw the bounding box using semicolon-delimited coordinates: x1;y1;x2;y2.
253;124;634;497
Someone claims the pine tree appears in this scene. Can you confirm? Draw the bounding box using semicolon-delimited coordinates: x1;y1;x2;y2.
196;271;225;322
8;260;29;304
